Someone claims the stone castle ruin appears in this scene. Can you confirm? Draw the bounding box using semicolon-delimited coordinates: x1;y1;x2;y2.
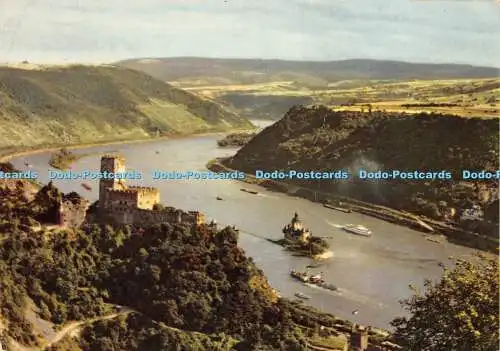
58;192;90;228
98;154;204;226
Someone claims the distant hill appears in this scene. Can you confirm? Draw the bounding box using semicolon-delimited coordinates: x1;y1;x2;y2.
116;58;500;121
117;57;500;86
0;64;253;152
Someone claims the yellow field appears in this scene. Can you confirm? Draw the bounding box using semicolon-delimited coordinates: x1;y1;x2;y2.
177;78;500;118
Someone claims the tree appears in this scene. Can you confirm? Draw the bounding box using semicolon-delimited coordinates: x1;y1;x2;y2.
391;255;499;350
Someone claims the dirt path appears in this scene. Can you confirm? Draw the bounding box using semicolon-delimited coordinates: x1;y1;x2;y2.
42;308;132;350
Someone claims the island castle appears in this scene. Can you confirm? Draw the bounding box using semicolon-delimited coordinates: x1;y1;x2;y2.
98;154;204;227
282;212;312;244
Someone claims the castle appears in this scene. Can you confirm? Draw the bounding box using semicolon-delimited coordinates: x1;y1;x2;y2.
98;154;204;227
282;212;312;244
58;192;90;228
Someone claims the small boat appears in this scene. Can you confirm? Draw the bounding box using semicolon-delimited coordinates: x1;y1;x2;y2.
324;203;352;213
240;188;259;195
316;282;338;291
426;237;441;244
306;263;321;268
290;270;309;282
295;292;311;300
342;224;372;237
216;196;223;201
81;183;92;191
309;273;324;283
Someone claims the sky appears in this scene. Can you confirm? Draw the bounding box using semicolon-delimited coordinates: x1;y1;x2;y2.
0;0;499;66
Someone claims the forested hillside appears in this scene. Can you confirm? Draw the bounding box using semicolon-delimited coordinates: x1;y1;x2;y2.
228;106;499;231
0;178;387;351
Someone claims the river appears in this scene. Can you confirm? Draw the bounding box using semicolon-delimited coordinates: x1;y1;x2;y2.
9;120;478;329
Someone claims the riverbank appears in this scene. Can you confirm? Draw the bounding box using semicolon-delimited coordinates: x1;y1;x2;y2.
207;158;498;254
0;127;257;163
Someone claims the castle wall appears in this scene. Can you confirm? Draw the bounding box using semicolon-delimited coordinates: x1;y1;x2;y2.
97;155;205;228
104;188;139;209
104;207;134;225
129;186;160;209
58;198;90;228
133;208;183;226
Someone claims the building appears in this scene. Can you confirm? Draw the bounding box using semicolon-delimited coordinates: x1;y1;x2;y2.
282;212;312;243
460;205;484;222
351;326;369;351
98;154;204;227
57;192;90;228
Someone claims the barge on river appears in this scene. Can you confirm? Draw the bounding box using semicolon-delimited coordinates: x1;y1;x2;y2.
324;203;352;213
290;270;338;291
240;188;259;195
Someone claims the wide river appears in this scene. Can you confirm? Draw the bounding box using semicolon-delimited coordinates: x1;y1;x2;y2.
10;120;478;329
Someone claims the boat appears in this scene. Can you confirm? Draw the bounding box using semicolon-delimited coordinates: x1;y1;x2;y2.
290;270;309;282
426;237;442;244
294;292;310;300
309;273;324;283
240;188;258;195
342;224;372;237
81;183;92;191
216;196;223;200
155;151;160;154
315;282;338;291
324;203;352;213
290;270;325;284
306;263;321;268
291;270;338;292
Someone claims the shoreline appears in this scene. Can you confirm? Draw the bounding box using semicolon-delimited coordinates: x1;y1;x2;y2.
266;237;333;260
0;127;256;163
207;158;498;254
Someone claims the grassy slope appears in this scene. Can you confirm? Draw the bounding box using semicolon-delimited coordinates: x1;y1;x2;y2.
0;64;253;151
117;58;499;120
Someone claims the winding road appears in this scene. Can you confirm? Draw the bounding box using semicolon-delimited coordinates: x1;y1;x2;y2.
42;308;133;350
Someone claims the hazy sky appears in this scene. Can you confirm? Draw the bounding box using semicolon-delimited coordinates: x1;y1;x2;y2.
0;0;499;66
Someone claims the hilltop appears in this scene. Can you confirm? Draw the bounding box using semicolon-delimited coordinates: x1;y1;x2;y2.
117;58;499;86
116;58;500;120
226;106;499;243
0;64;253;154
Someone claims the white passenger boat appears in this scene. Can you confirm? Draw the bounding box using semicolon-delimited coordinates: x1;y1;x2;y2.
342;224;372;237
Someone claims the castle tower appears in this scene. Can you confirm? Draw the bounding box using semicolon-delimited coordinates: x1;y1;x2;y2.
351;326;369;351
291;212;303;231
99;154;126;210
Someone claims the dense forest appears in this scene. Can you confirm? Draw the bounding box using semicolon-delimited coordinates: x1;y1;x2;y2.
0;178;386;350
0;166;497;350
228;106;500;233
